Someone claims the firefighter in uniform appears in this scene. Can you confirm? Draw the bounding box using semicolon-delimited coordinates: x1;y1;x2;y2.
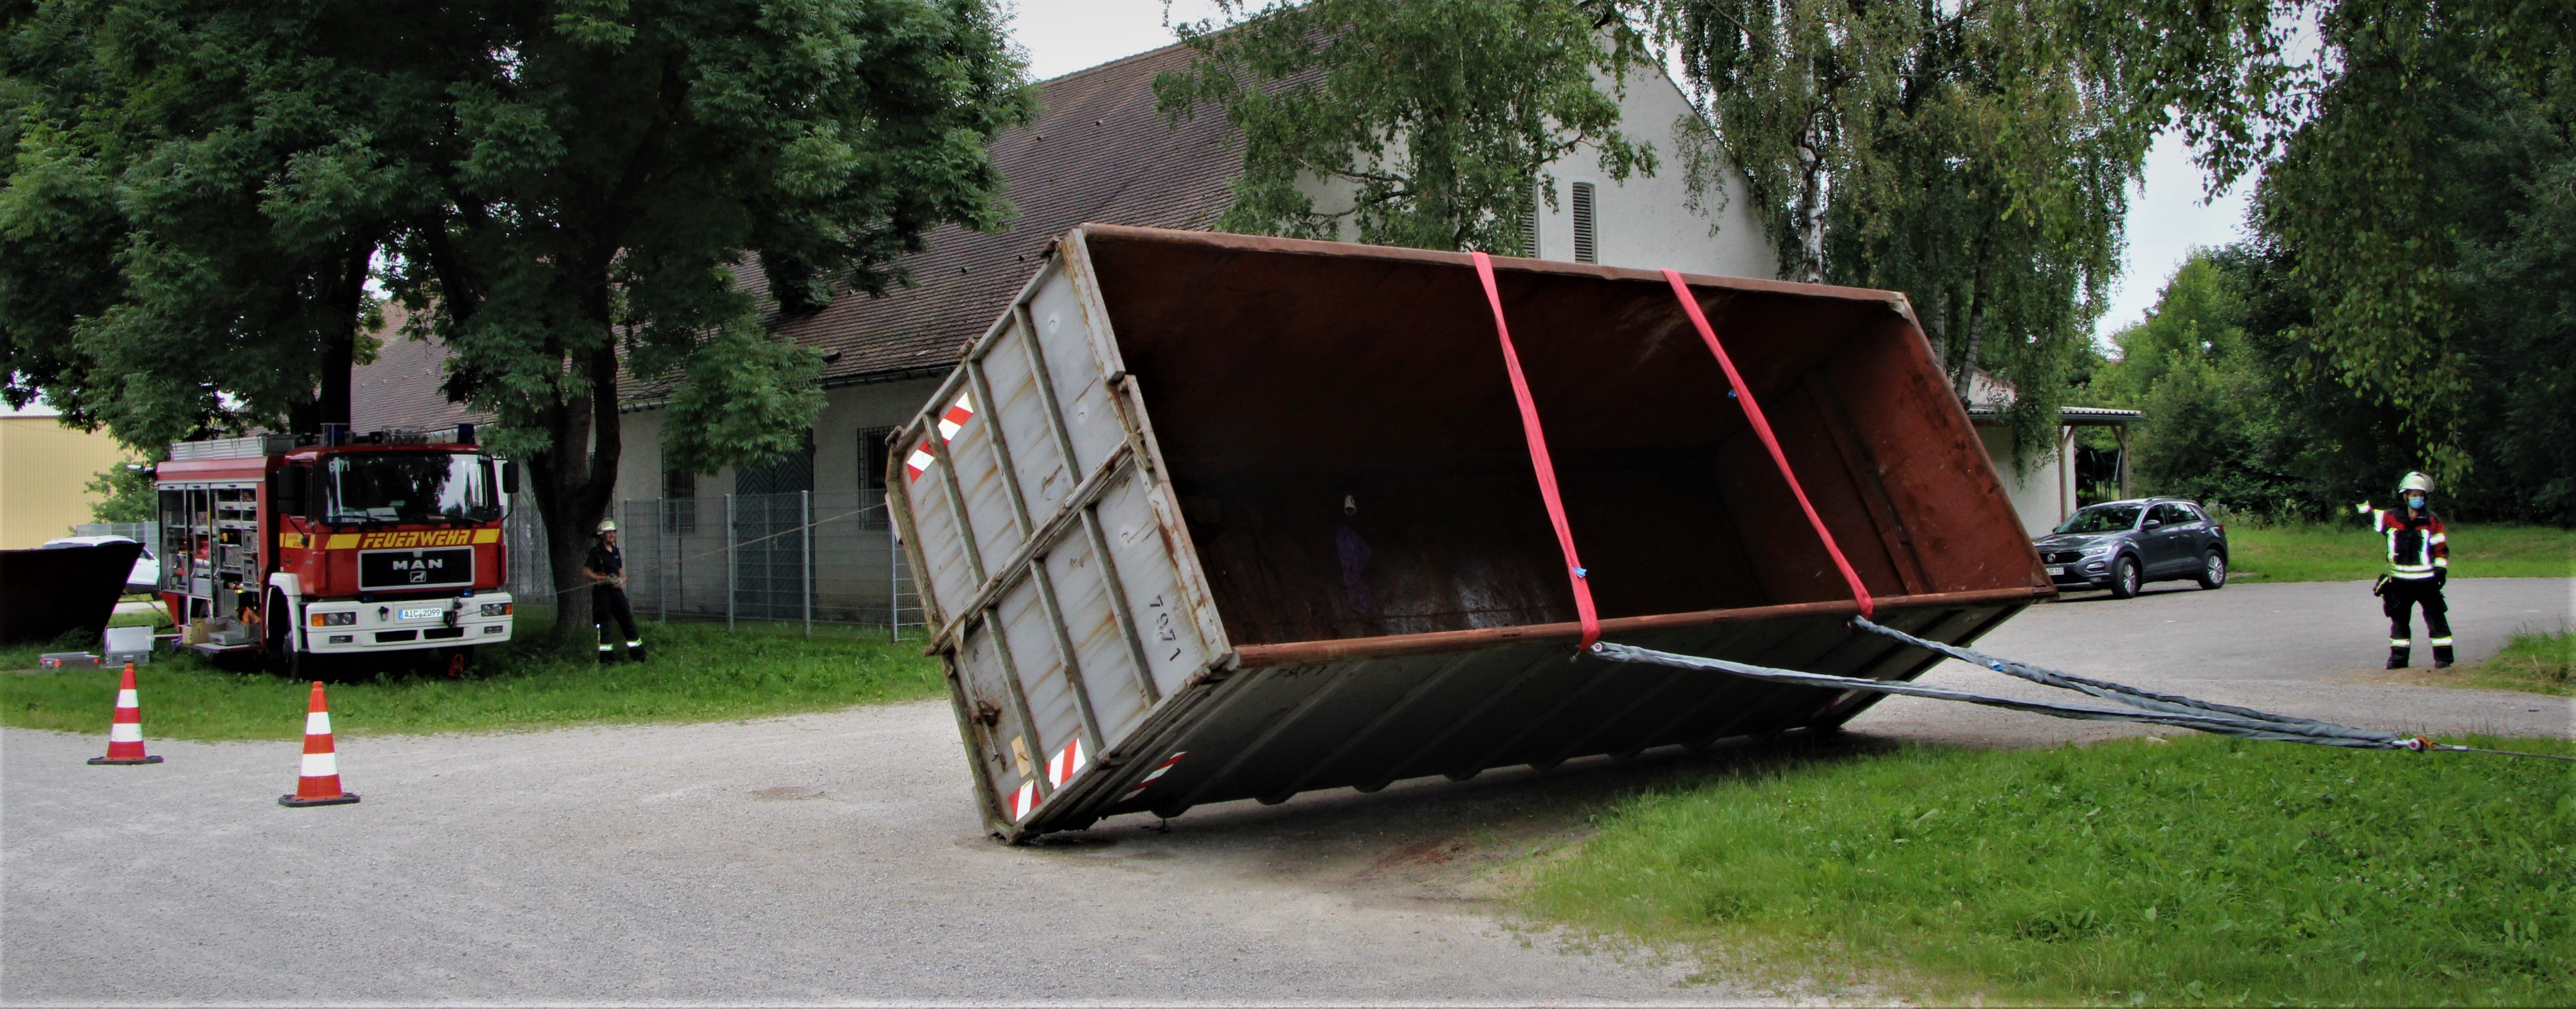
2359;472;2451;669
583;520;646;664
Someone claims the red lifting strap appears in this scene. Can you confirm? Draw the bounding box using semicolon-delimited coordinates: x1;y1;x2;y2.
1473;252;1601;650
1662;269;1876;618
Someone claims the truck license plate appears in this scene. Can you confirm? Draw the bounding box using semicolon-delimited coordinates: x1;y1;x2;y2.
2046;566;2066;576
398;607;444;622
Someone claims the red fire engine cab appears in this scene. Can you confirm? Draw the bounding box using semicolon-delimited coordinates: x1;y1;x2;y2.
155;425;518;674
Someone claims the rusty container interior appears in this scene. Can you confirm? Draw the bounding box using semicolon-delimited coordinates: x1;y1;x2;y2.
891;225;2050;842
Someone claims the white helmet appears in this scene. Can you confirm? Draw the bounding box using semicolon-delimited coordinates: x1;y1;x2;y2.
597;519;618;534
2398;471;2435;494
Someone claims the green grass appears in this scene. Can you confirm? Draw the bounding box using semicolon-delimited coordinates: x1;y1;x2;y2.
2;618;942;740
1524;736;2575;1006
2224;523;2575;583
2442;627;2575;696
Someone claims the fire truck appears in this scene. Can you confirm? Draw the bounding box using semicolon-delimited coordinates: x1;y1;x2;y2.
155;425;518;676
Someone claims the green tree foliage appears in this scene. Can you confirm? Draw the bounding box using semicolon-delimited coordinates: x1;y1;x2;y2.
1;7;387;445
2098;0;2573;524
84;453;157;524
1154;0;1656;253
2096;235;2559;524
2255;0;2573;509
2091;251;2310;512
4;0;1035;640
1658;0;2291;461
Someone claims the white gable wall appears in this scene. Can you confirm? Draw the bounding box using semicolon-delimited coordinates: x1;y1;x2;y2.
1538;69;1776;278
1294;69;1777;278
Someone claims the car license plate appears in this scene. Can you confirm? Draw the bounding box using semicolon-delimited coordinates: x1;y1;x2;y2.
2046;566;2067;576
398;607;444;622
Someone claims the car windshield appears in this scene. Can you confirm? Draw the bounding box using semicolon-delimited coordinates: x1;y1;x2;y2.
325;453;501;524
2055;505;2143;534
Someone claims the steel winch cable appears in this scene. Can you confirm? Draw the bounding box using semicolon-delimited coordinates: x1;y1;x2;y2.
1605;273;2568;763
1586;628;2576;763
1848;616;2397;742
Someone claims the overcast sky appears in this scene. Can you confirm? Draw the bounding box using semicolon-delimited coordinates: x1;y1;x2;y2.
1003;1;2257;346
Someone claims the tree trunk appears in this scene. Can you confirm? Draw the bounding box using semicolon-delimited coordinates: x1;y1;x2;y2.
1955;302;1985;398
542;493;599;652
528;305;627;649
1794;114;1828;284
316;249;366;429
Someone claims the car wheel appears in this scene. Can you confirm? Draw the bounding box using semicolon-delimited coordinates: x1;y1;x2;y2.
2108;556;2142;599
2196;550;2228;590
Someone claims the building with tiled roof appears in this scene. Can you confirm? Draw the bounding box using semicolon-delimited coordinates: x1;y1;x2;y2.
353;39;1778;513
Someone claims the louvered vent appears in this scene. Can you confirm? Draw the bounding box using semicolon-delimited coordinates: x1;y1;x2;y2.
1571;182;1597;263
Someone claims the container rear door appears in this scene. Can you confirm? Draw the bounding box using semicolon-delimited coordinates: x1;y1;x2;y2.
892;245;1226;834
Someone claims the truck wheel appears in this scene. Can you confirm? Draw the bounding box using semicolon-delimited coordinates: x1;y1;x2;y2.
2108;556;2143;599
2196;550;2228;590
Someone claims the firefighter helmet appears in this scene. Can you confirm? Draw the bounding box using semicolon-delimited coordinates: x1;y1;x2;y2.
2398;471;2435;494
596;519;618;534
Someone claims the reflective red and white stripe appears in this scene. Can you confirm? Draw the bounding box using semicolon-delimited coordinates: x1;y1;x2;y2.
902;392;979;483
1007;779;1039;821
1047;738;1088;788
935;394;977;441
282;680;359;806
1123;752;1187;798
92;663;159;764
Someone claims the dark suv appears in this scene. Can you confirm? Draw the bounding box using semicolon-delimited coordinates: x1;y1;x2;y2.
2034;497;2230;598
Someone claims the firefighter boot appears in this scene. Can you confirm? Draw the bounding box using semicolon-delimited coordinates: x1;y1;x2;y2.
2387;644;2411;670
597;644;616;666
2433;642;2455;668
626;640;647;664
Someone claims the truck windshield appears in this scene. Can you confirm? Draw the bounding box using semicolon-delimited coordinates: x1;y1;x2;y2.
2054;505;2143;534
325;453;501;524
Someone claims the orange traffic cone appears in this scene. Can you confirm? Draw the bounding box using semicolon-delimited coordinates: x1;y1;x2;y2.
87;663;163;766
279;681;359;807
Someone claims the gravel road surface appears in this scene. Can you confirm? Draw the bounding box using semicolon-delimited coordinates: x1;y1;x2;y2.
5;578;2567;1004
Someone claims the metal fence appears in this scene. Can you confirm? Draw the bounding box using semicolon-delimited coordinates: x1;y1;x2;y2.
83;493;919;638
73;522;159;546
502;491;557;604
593;491;921;638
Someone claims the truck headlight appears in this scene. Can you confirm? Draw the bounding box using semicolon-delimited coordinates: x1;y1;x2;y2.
309;611;356;627
480;602;512;617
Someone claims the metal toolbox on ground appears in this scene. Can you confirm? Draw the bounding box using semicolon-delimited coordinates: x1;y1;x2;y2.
890;225;2051;841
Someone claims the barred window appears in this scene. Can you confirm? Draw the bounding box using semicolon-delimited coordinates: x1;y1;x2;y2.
856;425;897;530
662;468;698;534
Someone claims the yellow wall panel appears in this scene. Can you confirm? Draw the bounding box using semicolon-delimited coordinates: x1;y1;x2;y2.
0;418;137;549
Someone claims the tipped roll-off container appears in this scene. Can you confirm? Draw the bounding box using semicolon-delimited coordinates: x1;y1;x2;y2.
889;225;2053;841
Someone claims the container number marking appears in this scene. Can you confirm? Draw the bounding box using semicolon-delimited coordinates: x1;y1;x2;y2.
1151;594;1181;661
